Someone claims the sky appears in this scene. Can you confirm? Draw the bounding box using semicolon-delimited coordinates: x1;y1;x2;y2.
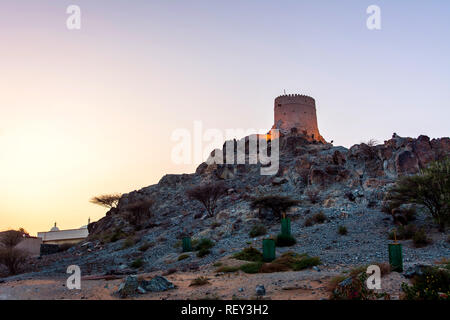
0;0;449;235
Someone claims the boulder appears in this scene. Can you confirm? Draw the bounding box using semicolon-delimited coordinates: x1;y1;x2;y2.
256;284;266;296
117;275;139;298
395;150;419;175
141;276;175;292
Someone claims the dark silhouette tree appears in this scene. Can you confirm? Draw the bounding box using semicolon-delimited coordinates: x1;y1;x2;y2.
186;182;227;217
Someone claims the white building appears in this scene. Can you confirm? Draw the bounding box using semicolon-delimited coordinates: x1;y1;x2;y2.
37;221;89;245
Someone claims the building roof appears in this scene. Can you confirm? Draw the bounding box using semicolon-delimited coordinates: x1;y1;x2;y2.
37;228;88;242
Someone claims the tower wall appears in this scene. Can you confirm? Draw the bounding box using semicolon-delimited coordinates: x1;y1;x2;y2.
273;94;322;141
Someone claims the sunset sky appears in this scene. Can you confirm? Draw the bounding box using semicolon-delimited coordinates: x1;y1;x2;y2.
1;1;449;235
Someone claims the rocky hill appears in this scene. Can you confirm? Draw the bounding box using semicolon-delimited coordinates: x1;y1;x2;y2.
11;132;450;279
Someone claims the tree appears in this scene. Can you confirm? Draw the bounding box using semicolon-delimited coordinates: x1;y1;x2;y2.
386;158;450;230
90;193;121;208
0;229;28;275
250;195;300;220
186;182;227;217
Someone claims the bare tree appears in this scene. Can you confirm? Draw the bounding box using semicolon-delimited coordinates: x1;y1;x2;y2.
0;229;28;275
250;195;300;220
186;182;227;217
90;193;121;208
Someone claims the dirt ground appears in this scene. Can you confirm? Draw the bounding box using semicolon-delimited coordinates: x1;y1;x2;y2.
0;259;409;300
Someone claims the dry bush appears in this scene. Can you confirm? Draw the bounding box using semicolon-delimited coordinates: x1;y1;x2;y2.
123;198;154;228
250;195;300;220
0;230;29;275
186;182;227;217
90;193;121;208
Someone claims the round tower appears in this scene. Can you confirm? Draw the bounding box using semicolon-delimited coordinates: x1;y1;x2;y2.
272;94;324;141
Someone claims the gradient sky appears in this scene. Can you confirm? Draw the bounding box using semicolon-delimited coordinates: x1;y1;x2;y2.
1;1;449;235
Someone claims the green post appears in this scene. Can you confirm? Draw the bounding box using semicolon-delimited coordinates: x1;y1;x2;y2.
182;237;192;252
281;218;291;236
388;243;403;272
262;239;276;262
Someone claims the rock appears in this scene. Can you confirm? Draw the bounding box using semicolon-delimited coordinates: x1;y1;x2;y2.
238;288;244;292
117;275;139;298
137;286;146;294
403;264;431;279
255;284;266;296
313;266;321;272
141;276;175;292
338;277;353;288
396;150;419;175
272;177;288;185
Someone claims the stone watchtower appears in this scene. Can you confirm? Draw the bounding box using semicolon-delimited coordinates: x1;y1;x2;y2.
272;94;325;142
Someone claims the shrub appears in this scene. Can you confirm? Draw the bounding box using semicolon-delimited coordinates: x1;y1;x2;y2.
413;229;431;248
305;187;321;204
386;158;450;230
178;254;190;261
275;233;297;247
249;224;267;238
338;226;348;235
139;241;154;252
122;236;136;249
197;248;211;257
388;224;417;240
123;199;154;227
401;266;450;300
304;217;314;227
108;230;127;243
210;221;221;229
250;195;300;220
0;229;29;275
186;182;227;217
195;238;214;251
240;262;263;274
292;256;321;271
130;258;144;269
216;265;240;273
90;193;121;208
313;212;327;224
233;247;263;262
189;276;210;286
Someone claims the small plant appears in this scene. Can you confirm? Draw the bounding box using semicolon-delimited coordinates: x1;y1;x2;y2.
186;182;227;217
401;266;450;300
388;224;417;240
195;238;215;251
216;265;240;273
304;217;314;227
213;262;223;267
197;248;211;257
250;195;300;220
413;229;431;248
240;262;263;274
233;247;263;262
139;241;154;252
249;224;267;238
210;221;221;229
178;254;190;261
130;258;144;269
122;236;136;249
275;233;297;247
313;212;327;224
292;256;321;271
338;225;348;235
189;276;210;286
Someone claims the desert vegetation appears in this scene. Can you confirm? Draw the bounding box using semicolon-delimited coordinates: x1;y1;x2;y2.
0;229;29;275
90;193;122;209
250;195;299;220
186;182;227;217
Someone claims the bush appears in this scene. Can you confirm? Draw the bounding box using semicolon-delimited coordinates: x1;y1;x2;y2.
292;256;321;271
386;158;450;230
186;182;227;217
130;258;144;269
90;193;121;208
122;236;137;249
216;265;240;273
388;224;417;240
139;241;154;252
189;276;210;286
338;226;348;235
413;229;431;248
233;247;263;262
275;233;297;247
313;212;327;223
195;238;214;251
0;230;29;275
249;224;267;238
197;248;211;257
331;272;380;300
261;252;320;273
178;254;190;261
240;262;263;274
250;195;300;220
123;199;154;228
401;266;450;300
